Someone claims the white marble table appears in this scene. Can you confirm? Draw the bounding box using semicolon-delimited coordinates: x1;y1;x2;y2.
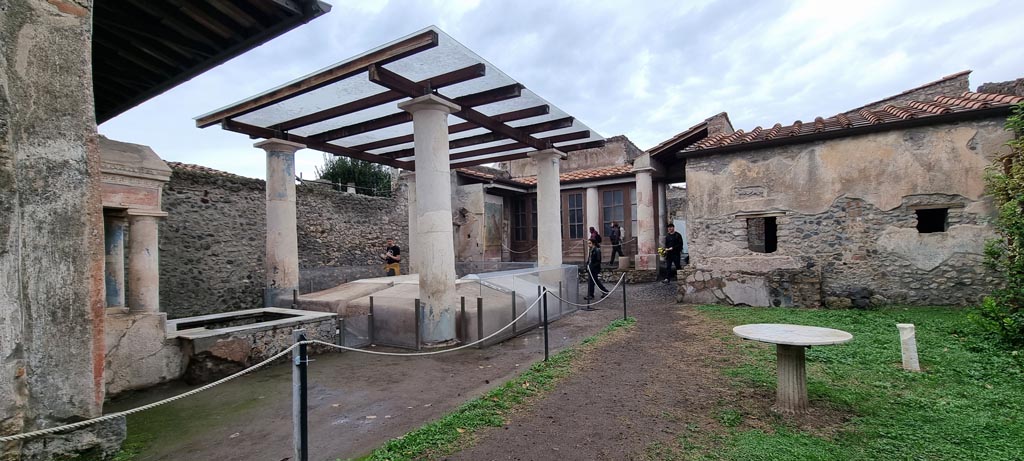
733;323;853;414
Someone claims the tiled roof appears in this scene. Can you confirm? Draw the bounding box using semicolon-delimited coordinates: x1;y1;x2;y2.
515;164;635;186
456;167;498;181
682;91;1024;155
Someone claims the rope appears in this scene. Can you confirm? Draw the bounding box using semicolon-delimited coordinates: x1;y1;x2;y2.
0;344;302;443
551;272;626;308
0;288;568;442
500;239;589;254
308;292;546;356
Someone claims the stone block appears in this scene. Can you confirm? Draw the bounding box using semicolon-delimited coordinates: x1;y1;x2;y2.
104;311;186;396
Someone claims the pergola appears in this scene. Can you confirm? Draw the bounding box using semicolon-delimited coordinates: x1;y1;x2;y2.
195;26;604;169
196;26;604;345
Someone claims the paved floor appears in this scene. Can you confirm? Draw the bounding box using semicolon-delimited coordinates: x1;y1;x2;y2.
107;282;673;461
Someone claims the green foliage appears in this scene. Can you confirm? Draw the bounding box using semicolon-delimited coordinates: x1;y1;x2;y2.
696;305;1024;460
315;154;392;197
977;102;1024;347
363;317;636;460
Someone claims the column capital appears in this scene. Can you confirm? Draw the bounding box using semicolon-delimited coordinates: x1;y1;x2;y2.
527;148;567;161
254;138;305;153
398;94;460;115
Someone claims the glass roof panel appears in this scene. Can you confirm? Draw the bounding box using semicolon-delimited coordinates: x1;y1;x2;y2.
199;26;603;167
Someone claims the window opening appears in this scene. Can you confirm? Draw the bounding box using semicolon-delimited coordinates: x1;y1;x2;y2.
747;217;777;253
531;198;538;240
916;208;948;233
602;189;624;236
512;198;528;241
568;193;584;239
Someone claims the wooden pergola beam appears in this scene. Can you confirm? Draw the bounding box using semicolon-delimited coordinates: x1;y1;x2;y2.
273;63;486;132
308;83;524;144
367;64;549;151
448;130;592;161
377;116;575;159
220;119;407;168
447;139;604;169
350;104;549;152
196;29;439;127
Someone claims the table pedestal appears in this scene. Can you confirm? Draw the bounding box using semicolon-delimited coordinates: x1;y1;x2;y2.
775;344;808;414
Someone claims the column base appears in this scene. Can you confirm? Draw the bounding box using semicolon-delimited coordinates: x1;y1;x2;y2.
265;287;299;308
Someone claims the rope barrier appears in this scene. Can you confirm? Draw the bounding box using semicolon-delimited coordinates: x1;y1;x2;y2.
0;292;551;442
550;272;627;308
500;239;588;254
308;292;546;356
0;344;302;443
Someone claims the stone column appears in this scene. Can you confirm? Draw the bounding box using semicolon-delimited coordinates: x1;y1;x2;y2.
127;211;165;313
104;214;126;308
657;182;668;228
256;139;304;307
634;167;657;270
586;186;600;237
529;149;567;268
398;95;461;345
401;171;420;275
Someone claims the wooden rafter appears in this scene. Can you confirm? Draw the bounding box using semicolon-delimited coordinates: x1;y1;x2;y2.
220;119;409;169
350;105;549;152
195;29;439;127
448;138;605;169
367;64;550;151
377;116;575;159
272;63;486;132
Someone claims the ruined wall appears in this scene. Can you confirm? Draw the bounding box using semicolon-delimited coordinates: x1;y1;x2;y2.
666;186;688;221
684;119;1012;306
504;135;643;178
845;72;970;114
1;1;125;459
160;166;409;318
979;78;1024;97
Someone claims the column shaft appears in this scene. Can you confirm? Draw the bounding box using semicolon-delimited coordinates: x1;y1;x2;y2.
635;169;657;270
403;172;420;275
104;215;126;308
127;215;160;312
258;139;303;307
400;95;461;345
530;149;566;268
586;186;600;237
775;345;809;414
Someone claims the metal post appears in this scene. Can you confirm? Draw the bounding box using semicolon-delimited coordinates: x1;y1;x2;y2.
460;296;466;342
368;296;375;346
558;280;563;316
414;299;422;351
511;290;517;335
292;329;309;461
476;297;484;349
292;289;299;309
336;317;345;347
622;278;628;320
537;285;542;326
542;290;549;362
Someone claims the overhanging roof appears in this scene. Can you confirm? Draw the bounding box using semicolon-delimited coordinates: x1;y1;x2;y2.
194;26;605;170
93;0;331;124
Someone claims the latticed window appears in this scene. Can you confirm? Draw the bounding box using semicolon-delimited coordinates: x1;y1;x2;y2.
531;198;538;240
603;189;624;235
568;193;584;239
512;198;528;241
747;217;777;253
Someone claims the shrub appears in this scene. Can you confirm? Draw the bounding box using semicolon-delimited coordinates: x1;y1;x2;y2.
976;102;1024;347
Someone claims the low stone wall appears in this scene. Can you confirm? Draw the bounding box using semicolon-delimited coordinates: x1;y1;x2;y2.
677;267;822;307
159;166;409;318
104;311;186;397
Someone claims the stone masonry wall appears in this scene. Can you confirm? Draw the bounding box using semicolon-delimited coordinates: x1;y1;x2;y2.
160;166;409;318
684;119;1011;306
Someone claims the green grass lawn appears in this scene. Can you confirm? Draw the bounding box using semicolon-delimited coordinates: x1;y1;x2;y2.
694;305;1024;461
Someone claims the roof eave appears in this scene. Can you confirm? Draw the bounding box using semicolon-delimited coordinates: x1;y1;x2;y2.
676;106;1014;160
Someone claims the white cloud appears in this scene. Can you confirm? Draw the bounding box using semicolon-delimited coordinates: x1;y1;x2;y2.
99;0;1024;178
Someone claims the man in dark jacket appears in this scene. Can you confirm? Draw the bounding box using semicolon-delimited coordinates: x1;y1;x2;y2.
608;222;623;265
662;223;684;284
586;239;610;301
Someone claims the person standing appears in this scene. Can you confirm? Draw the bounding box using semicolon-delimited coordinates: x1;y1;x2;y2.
662;223;684;284
381;237;402;276
585;239;610;301
608;221;624;265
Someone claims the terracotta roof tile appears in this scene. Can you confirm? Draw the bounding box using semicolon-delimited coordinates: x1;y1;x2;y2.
515;164;634;186
682;91;1024;155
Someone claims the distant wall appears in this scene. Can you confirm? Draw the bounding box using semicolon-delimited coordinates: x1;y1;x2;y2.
503;135;643;178
159;166;409;318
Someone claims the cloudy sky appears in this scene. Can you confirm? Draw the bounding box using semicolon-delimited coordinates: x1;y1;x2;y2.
99;0;1024;180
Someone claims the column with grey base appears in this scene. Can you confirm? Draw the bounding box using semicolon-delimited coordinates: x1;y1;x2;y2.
257;138;304;307
399;95;460;345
